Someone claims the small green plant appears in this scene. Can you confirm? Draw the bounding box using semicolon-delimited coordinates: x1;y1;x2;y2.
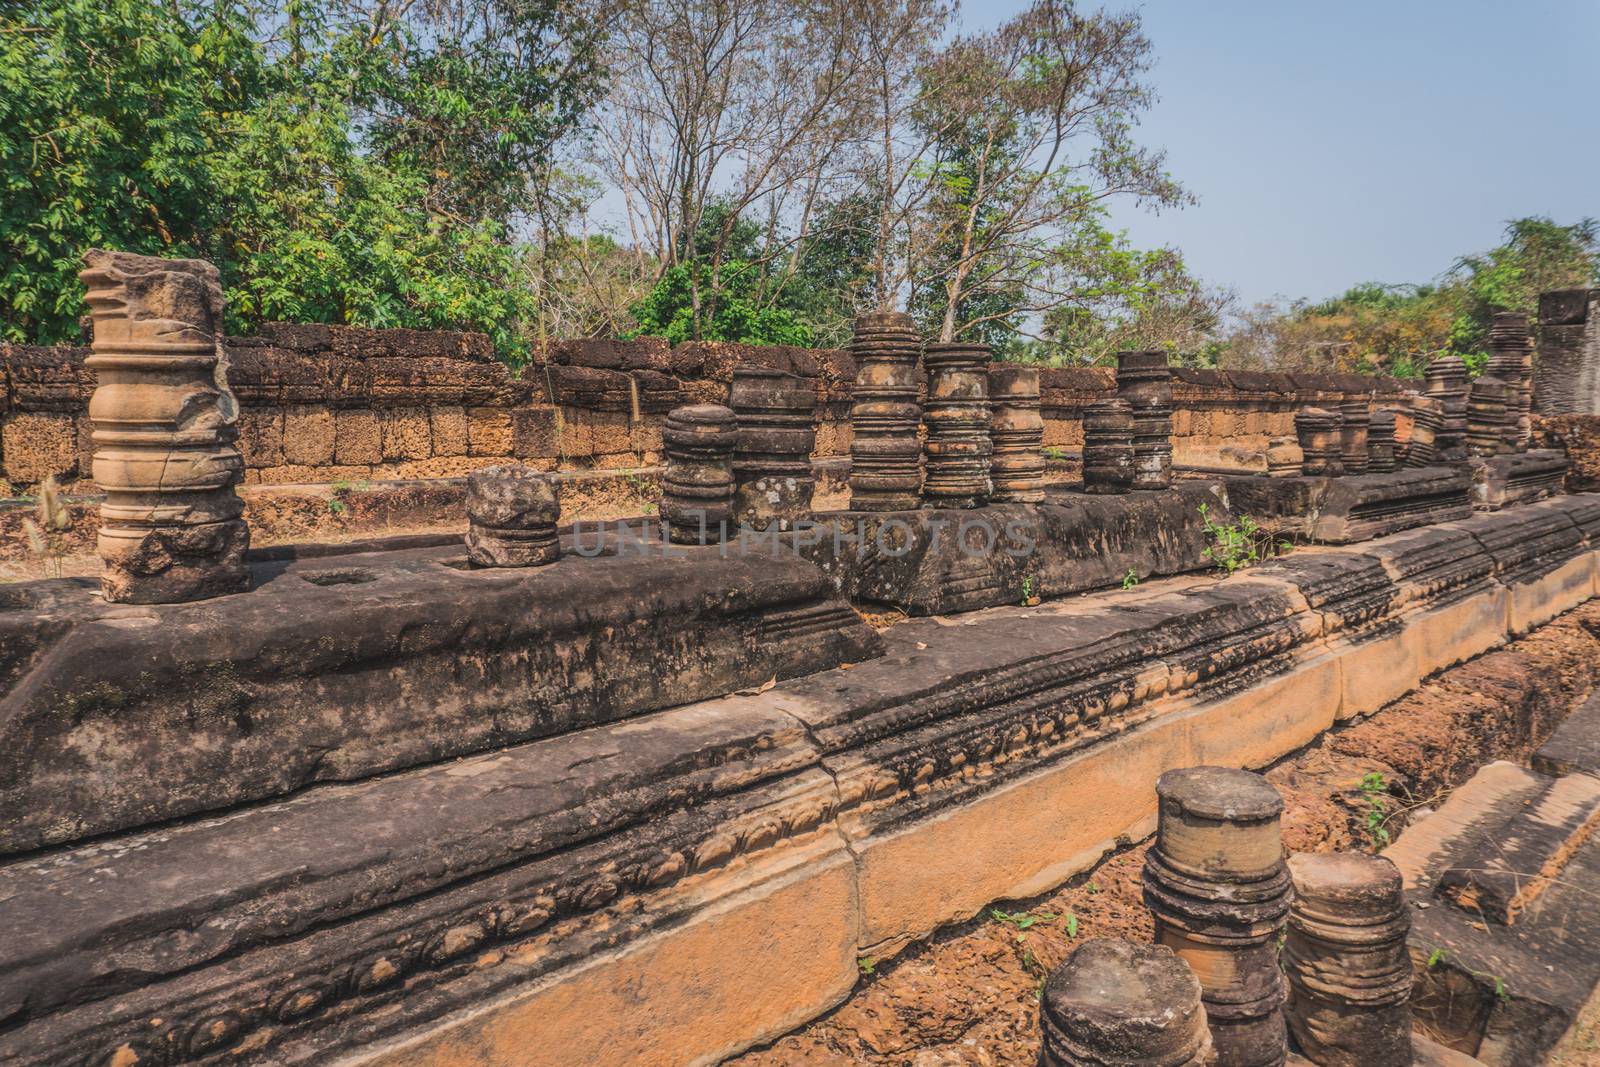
1043;446;1069;462
1065;912;1079;939
1020;575;1038;604
1121;568;1139;590
856;956;876;977
991;908;1055;934
328;498;348;516
1360;771;1391;850
1423;947;1509;1003
1198;503;1290;575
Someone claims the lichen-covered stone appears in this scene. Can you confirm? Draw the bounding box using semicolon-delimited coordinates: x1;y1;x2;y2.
465;465;560;567
922;341;992;508
1040;939;1212;1066
848;313;923;510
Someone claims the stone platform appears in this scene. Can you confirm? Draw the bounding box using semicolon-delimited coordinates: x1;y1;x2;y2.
1389;760;1600;1065
1469;449;1570;510
798;481;1228;614
0;534;882;854
3;496;1598;1066
1223;466;1474;544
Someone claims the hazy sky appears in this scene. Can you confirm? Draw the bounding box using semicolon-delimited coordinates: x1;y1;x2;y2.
957;0;1599;306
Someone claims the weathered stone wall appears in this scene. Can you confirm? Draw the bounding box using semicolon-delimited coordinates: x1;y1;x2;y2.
0;325;1416;491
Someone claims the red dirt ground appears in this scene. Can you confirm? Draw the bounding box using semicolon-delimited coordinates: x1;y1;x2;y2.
730;601;1600;1067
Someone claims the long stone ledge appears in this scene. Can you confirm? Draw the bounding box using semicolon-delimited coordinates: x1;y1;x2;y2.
0;542;883;854
2;495;1597;1066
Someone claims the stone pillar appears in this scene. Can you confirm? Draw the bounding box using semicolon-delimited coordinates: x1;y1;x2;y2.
1367;409;1399;473
1294;407;1344;477
1487;312;1533;450
1466;376;1511;458
81;250;249;603
1082;398;1136;494
1039;938;1213;1067
465;466;560;567
848;312;923;511
1535;288;1600;416
1339;398;1370;475
1284;852;1413;1067
1142;766;1292;1067
922;341;992;508
1116;350;1173;491
1404;398;1440;468
661;403;737;544
730;366;816;531
1265;437;1302;478
1424;354;1469;460
988;365;1046;503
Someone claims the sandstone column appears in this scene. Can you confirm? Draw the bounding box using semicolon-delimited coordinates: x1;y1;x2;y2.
81;250;249;603
1265;437;1302;478
1082;397;1136;494
661;403;737;544
1424;355;1469;460
1404;398;1440;468
1116;350;1173;491
1486;312;1533;450
1284;852;1413;1067
848;312;923;511
922;341;993;507
730;366;816;531
988;364;1046;503
1466;377;1511;458
1339;398;1370;475
465;466;560;567
1294;407;1344;477
1039;938;1213;1067
1142;766;1292;1067
1367;409;1399;473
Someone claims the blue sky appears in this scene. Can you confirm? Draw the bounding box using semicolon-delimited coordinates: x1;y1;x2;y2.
957;0;1599;306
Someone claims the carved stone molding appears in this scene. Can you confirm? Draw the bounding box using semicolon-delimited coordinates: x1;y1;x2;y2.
848;312;922;510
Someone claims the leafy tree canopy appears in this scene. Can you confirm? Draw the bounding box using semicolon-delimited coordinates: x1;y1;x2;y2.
1;0;605;360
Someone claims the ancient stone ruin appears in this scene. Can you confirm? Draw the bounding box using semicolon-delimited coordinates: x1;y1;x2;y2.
1284;852;1414;1067
847;311;923;510
729;365;817;531
661;402;738;543
7;254;1600;1067
465;465;560;567
80;249;250;602
921;340;993;508
1143;766;1292;1067
986;364;1045;503
1039;939;1212;1066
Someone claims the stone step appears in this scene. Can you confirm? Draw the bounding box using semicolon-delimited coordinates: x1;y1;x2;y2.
1387;761;1600;1065
1535;688;1600;776
1436;770;1600;925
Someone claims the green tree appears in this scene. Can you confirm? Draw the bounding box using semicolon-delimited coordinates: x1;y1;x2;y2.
0;0;264;341
0;0;606;359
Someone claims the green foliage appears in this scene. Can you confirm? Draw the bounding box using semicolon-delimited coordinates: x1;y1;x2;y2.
856;956;876;977
1360;771;1391;850
630;261;813;346
1226;218;1600;376
1198;503;1286;575
1122;568;1139;590
1;0;604;358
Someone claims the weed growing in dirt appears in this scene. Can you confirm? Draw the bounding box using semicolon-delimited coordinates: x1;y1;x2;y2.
1360;771;1391;850
1020;575;1039;605
856;956;876;978
1122;568;1139;589
1043;446;1068;462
